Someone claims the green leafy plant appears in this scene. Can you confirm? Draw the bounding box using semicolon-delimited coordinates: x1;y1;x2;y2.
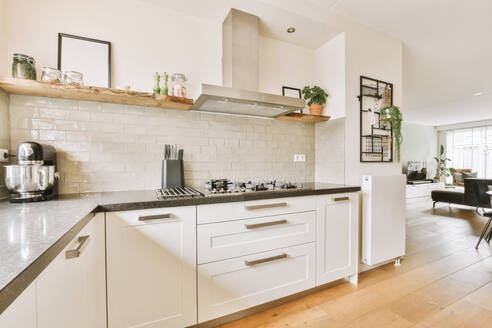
301;86;328;106
434;144;453;179
380;105;403;161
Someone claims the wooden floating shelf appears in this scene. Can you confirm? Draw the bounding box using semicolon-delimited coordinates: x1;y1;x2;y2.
0;77;193;110
276;113;331;123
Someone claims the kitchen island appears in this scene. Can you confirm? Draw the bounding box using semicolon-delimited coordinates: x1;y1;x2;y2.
0;183;360;327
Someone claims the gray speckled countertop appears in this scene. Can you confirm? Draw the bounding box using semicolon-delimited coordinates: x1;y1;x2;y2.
0;183;360;314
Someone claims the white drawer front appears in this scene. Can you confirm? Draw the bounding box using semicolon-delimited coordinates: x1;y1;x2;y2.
198;242;316;323
110;206;195;226
197;196;316;224
198;211;316;264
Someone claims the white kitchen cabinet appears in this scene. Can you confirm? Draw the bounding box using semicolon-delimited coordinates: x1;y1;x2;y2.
198;242;316;323
37;213;106;328
316;193;359;286
197;196;316;224
106;206;197;328
197;211;316;264
0;282;37;328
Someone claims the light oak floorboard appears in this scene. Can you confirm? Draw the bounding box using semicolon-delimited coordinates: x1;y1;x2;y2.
218;198;492;328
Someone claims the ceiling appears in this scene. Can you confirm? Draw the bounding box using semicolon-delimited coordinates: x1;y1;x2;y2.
326;0;492;126
138;0;340;49
140;0;492;126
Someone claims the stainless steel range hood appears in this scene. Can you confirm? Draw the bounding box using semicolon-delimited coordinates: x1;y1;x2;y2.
191;9;305;118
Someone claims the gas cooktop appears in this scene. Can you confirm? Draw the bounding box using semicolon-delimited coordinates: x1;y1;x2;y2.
204;179;303;194
155;179;303;200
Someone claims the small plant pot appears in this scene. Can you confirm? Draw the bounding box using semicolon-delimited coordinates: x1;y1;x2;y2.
309;104;322;116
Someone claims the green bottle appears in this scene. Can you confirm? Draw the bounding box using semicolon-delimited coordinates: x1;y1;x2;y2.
153;72;160;94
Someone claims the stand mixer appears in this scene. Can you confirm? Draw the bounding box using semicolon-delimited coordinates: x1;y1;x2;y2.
4;141;58;203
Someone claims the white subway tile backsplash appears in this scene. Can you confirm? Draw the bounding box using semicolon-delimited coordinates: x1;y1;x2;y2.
8;95;315;193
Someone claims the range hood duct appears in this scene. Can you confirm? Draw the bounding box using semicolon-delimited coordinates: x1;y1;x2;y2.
191;9;305;118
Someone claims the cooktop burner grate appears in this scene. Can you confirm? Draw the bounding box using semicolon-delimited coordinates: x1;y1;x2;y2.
156;187;204;200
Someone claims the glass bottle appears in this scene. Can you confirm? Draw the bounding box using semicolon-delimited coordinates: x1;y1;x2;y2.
171;73;187;97
40;67;62;83
12;53;37;80
63;71;84;86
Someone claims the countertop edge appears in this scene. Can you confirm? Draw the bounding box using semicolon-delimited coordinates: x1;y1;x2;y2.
0;185;360;315
0;211;96;315
97;186;362;212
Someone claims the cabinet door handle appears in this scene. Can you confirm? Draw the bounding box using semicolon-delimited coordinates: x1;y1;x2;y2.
138;213;173;221
245;202;287;210
333;197;349;202
65;235;90;259
245;253;288;266
245;219;287;229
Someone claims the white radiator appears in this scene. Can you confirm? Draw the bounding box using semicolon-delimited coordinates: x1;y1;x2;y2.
362;174;406;266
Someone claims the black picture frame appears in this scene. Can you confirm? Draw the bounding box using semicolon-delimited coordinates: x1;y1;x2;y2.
282;86;302;99
58;33;111;88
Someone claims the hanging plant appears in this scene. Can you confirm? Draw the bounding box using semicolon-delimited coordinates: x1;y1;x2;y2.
380;105;403;161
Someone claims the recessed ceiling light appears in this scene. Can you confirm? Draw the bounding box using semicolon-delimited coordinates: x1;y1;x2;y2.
474;91;483;96
286;27;296;34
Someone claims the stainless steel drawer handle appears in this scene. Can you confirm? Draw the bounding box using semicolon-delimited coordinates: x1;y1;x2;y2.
245;219;287;229
245;202;288;210
245;253;288;266
66;235;90;259
138;213;173;221
333;197;349;202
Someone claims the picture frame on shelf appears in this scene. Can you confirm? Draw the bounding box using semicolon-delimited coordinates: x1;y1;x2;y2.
282;86;303;114
58;33;111;88
282;86;302;99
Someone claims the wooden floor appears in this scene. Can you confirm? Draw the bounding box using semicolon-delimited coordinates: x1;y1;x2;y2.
218;198;492;328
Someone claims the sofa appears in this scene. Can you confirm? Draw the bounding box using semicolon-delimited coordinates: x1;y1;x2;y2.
431;178;492;208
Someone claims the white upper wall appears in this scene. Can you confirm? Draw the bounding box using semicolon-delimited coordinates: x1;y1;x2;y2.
343;24;403;186
0;0;7;77
4;0;222;97
314;33;345;119
259;36;314;97
3;0;317;100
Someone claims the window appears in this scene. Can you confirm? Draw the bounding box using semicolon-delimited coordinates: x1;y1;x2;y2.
446;126;492;178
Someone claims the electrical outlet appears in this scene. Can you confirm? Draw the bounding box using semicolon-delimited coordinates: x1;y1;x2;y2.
0;149;8;162
294;154;306;162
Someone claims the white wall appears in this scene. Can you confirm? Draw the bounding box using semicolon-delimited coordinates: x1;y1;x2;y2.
3;0;316;100
401;122;437;178
0;90;9;198
0;0;7;77
315;117;345;184
4;0;222;98
344;27;403;186
314;33;345;119
259;36;314;96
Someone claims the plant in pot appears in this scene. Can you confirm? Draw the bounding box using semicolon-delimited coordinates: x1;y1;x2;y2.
380;105;403;161
302;86;328;116
434;144;453;182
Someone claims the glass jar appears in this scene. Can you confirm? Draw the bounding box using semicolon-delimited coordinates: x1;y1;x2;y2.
40;67;62;83
12;53;37;80
63;71;84;86
171;73;187;97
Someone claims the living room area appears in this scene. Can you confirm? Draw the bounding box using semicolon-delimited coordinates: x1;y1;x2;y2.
402;117;492;246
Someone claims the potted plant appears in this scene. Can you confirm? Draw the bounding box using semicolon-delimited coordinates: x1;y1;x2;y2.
302;86;328;116
434;144;453;182
380;105;403;161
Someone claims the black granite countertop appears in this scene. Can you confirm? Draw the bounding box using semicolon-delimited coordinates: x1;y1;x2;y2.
0;182;359;315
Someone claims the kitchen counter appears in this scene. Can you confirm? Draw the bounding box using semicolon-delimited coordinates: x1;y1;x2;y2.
0;183;360;315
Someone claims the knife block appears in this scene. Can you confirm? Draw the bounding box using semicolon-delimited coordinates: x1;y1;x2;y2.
161;160;184;188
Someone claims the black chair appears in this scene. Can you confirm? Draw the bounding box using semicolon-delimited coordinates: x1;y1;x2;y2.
473;181;492;248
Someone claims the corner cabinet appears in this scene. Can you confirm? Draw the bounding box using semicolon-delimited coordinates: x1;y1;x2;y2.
106;206;197;328
316;193;359;286
37;213;106;328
